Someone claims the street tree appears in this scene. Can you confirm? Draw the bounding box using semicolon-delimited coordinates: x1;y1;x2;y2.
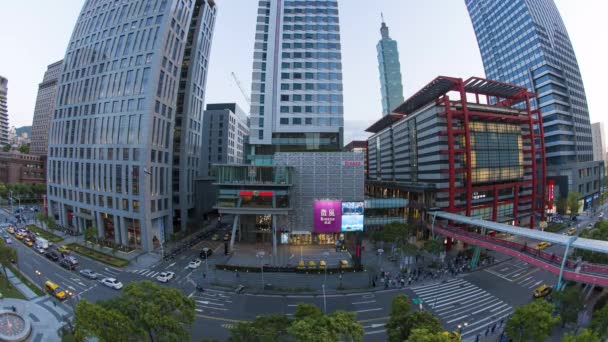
2;144;10;152
228;314;290;342
386;295;413;342
563;329;602;342
590;303;608;339
74;300;137;342
554;285;584;326
505;300;560;342
567;192;582;218
0;240;17;278
101;281;196;342
18;144;29;154
406;329;450;342
288;304;363;342
84;226;98;245
0;182;7;198
556;197;568;215
423;239;443;256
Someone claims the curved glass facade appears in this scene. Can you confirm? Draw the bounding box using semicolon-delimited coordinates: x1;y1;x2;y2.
47;0;217;251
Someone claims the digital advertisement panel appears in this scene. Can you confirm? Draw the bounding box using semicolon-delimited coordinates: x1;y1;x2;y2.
341;202;364;232
313;200;342;233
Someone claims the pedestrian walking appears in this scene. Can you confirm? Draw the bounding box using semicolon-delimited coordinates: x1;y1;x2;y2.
491;324;496;333
485;327;489;336
408;277;412;285
235;270;240;278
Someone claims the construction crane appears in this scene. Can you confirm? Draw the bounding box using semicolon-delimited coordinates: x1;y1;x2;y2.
231;72;251;106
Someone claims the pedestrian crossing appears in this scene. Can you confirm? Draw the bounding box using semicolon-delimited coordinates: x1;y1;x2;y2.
127;268;184;281
412;279;511;340
485;259;556;290
190;288;234;314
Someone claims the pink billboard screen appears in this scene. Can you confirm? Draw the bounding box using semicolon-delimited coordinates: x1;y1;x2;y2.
314;200;342;233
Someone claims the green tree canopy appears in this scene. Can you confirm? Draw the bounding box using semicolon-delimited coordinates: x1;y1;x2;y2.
554;286;584;326
423;239;443;256
567;192;582;217
73;281;196;342
228;314;290;342
556;197;568;215
2;144;10;152
406;329;451;342
229;304;363;342
74;300;138;342
590;303;608;339
563;329;602;342
505;300;560;342
18;144;29;154
0;239;17;278
386;295;442;342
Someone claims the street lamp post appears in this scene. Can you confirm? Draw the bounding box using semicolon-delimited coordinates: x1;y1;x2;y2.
322;284;327;313
256;251;265;289
322;251;329;284
9;190;13;214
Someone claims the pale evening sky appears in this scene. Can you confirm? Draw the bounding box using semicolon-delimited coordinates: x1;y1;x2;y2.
0;0;606;144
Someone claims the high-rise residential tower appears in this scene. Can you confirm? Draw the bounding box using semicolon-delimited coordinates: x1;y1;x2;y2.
465;0;603;204
592;122;607;175
0;76;9;146
47;0;217;251
31;60;63;156
248;0;344;165
377;16;404;115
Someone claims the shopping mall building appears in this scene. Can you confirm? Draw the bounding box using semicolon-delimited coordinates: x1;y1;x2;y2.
365;76;547;231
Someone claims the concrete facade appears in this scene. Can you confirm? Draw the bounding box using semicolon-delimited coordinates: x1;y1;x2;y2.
0;152;46;184
201;103;249;177
47;0;217;251
0;76;9;146
31;60;63;156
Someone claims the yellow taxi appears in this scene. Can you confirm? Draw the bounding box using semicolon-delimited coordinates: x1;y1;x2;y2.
7;226;15;234
24;237;34;247
339;259;349;268
319;260;327;269
297;260;306;269
567;227;577;236
533;284;553;298
45;281;67;300
537;241;551;250
15;231;25;240
307;260;316;269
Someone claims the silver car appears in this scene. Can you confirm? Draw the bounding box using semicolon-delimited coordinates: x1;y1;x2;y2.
79;269;99;280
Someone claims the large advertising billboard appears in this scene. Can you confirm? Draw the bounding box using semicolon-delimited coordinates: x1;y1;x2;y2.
341;202;364;232
313;200;342;232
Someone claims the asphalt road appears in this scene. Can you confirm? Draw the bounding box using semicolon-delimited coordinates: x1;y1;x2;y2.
1;206;604;342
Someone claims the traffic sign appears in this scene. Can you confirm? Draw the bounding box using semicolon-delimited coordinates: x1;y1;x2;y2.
412;298;423;305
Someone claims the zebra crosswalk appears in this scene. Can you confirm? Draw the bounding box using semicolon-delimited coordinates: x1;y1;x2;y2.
190;288;234;314
127;268;182;281
412;279;512;340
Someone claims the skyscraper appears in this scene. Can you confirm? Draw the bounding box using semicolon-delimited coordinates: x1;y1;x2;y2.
592;122;607;174
0;76;9;146
248;0;344;165
47;0;217;251
31;60;63;156
377;16;404;115
465;0;603;203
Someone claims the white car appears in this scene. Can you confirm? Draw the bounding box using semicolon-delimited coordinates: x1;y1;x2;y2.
188;259;202;269
101;277;123;290
156;271;175;283
35;246;45;253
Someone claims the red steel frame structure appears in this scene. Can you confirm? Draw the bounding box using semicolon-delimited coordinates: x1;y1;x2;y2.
434;77;546;228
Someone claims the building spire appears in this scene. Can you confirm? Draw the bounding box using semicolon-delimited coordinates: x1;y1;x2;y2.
380;13;389;39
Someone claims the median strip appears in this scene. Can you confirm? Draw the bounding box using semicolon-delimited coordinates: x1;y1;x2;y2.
64;243;129;268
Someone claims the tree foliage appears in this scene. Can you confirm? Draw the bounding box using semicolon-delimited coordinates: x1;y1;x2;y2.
567;192;582;217
554;286;584;326
373;222;416;244
505;300;560;342
563;329;602;342
73;281;195;342
590;303;608;339
2;144;10;152
229;304;363;342
0;239;17;278
74;300;138;342
84;226;98;245
386;295;442;342
556;197;568;215
575;220;608;264
18;144;29;154
406;329;451;342
423;239;443;255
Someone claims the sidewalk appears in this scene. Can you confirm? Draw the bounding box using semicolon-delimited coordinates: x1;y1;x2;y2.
5;267;39;300
1;297;71;342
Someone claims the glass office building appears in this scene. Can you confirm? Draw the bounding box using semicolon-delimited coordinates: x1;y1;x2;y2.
47;0;217;251
248;0;345;165
465;0;602;203
377;18;404;115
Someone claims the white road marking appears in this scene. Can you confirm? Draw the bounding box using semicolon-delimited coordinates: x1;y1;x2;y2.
167;263;176;268
354;308;383;313
364;329;386;335
362;323;385;329
484;269;514;282
197;305;228;311
412;279;464;291
529;280;543;289
352;300;376;305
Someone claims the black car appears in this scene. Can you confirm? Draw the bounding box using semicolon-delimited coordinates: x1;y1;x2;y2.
45;251;60;261
200;247;213;259
60;259;76;270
